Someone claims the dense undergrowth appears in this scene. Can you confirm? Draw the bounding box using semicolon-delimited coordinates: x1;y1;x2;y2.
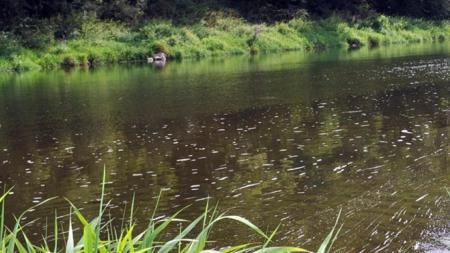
0;170;342;253
0;13;449;73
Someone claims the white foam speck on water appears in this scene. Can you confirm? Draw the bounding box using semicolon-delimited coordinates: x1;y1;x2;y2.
233;182;261;192
416;194;429;202
287;166;305;171
401;129;413;134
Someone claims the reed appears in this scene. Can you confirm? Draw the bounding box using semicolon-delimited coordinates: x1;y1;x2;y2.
0;169;341;253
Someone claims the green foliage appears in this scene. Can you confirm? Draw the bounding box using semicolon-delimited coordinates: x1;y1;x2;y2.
152;41;172;55
0;32;21;57
9;55;41;72
62;56;77;68
0;0;449;34
0;170;343;253
38;54;60;69
367;35;380;47
0;14;449;73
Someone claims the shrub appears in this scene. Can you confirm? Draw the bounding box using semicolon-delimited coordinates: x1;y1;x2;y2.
88;52;104;66
51;43;69;55
38;54;59;69
14;19;55;49
152;41;171;55
347;37;363;49
250;46;259;55
61;56;77;68
0;32;21;57
140;21;177;40
276;22;294;35
368;36;380;48
372;15;390;32
81;18;130;41
10;55;40;72
77;54;89;66
204;37;226;51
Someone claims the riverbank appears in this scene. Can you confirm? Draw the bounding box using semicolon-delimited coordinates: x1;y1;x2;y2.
0;14;449;73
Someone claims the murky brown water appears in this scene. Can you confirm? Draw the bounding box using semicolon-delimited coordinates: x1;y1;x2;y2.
1;44;450;252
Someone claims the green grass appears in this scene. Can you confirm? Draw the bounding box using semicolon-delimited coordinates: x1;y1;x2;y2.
0;169;342;253
2;14;448;73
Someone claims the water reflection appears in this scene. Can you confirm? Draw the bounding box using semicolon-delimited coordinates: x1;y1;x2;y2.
0;44;450;251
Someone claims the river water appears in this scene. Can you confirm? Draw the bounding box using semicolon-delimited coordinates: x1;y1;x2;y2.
1;44;450;252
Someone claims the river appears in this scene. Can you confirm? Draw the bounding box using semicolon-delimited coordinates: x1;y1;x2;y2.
1;43;450;252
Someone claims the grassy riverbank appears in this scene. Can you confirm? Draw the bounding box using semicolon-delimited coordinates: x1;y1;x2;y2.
0;14;449;73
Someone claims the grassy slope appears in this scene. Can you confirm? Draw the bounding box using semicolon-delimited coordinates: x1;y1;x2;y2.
0;14;449;73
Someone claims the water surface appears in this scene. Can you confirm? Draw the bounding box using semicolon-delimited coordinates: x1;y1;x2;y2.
1;44;450;252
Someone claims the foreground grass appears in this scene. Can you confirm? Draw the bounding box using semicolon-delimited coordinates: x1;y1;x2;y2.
2;14;448;73
0;171;342;253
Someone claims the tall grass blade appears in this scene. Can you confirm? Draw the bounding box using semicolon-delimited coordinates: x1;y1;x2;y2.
95;166;107;252
317;209;342;253
6;197;55;253
217;216;268;240
263;225;280;248
139;208;186;251
54;211;58;253
66;210;74;253
157;214;205;253
253;247;311;253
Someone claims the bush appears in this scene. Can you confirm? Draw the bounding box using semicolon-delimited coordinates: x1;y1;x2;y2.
204;37;225;51
347;37;363;48
38;53;59;69
250;46;259;55
14;19;55;49
0;32;21;57
10;55;40;72
88;52;104;66
372;15;390;32
80;18;130;41
51;43;69;55
368;36;380;48
140;21;177;40
77;54;89;66
152;41;171;55
61;56;77;68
